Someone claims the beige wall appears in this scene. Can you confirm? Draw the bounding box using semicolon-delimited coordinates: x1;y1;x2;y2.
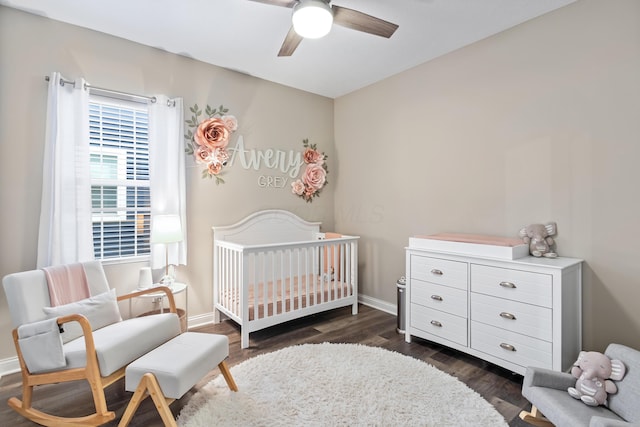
334;0;640;351
0;7;334;362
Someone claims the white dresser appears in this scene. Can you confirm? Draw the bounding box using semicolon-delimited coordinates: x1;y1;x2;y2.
405;245;582;375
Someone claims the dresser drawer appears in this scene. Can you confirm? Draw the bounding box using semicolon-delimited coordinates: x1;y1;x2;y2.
471;293;552;341
470;264;552;308
411;255;467;291
410;304;467;346
471;321;552;370
411;280;467;318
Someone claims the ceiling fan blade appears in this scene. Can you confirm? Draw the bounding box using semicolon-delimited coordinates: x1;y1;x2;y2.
278;27;304;57
246;0;297;8
332;5;398;38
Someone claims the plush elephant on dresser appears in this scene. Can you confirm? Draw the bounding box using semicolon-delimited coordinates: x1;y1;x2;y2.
518;222;558;258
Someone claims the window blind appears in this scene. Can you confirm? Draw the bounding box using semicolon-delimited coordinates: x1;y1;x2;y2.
89;95;151;260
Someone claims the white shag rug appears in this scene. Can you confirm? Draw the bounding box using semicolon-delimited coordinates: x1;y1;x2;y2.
177;343;508;427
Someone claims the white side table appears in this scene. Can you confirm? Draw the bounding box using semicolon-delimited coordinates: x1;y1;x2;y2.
129;282;188;331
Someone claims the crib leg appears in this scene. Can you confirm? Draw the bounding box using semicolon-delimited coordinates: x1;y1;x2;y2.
352;301;358;315
213;307;221;324
241;329;249;349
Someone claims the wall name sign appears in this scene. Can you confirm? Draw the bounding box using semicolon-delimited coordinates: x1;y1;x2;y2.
185;103;328;201
227;135;303;188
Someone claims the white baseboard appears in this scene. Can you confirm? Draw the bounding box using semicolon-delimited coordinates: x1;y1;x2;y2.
0;356;20;378
187;312;216;329
0;297;397;378
358;294;396;316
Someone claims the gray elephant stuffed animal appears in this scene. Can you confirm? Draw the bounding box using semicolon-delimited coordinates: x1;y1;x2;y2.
518;222;558;258
568;350;626;406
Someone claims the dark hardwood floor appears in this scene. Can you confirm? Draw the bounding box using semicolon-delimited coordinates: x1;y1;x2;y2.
0;304;534;426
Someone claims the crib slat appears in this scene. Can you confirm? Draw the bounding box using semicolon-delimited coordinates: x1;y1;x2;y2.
259;251;264;320
337;241;342;299
273;251;277;317
280;250;283;314
260;252;264;319
345;242;350;297
304;248;312;307
228;248;233;315
317;245;320;305
219;248;225;311
288;249;293;312
340;242;345;297
233;248;238;315
246;253;252;321
265;251;276;317
238;250;243;314
336;242;341;299
347;242;353;296
277;250;280;314
223;248;229;313
336;242;340;299
297;249;302;310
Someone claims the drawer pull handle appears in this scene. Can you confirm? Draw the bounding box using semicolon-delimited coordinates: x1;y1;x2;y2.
430;295;443;301
430;320;442;327
500;312;516;320
499;281;516;289
500;343;516;352
431;269;443;276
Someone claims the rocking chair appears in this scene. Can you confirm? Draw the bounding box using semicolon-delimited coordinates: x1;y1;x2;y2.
2;261;182;426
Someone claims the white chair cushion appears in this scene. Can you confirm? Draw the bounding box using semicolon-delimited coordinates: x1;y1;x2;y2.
64;313;181;376
125;332;229;399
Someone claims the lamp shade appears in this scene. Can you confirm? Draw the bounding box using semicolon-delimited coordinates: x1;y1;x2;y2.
292;0;333;39
151;214;183;244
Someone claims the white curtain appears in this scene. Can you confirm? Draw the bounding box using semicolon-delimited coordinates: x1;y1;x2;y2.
37;72;93;268
149;96;187;269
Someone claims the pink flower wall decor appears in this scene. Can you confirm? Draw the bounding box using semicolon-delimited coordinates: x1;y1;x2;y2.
291;139;328;202
185;104;238;184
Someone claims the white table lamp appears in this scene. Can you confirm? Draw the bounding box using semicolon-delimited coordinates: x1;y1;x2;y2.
151;214;183;286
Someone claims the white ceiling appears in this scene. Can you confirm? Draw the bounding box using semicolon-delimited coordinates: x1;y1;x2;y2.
1;0;575;98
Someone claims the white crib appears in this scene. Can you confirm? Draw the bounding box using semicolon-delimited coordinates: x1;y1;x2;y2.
212;210;359;348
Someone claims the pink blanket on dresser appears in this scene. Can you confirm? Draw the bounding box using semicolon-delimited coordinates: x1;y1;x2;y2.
43;263;90;306
416;232;524;247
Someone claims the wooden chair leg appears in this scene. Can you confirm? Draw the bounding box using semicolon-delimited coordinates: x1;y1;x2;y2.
86;362;111;420
119;373;176;427
519;405;554;427
218;361;238;392
20;383;34;408
118;377;150;427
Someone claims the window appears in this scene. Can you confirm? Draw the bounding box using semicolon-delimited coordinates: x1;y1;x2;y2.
89;95;151;260
90;147;127;222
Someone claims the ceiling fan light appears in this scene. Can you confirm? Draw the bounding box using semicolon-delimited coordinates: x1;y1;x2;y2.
292;0;333;39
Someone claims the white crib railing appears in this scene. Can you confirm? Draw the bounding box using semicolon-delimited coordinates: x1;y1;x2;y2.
213;236;359;348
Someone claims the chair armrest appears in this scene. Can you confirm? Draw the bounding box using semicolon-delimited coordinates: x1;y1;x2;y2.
590;416;632;427
56;313;99;357
12;314;100;376
117;286;177;313
523;366;577;391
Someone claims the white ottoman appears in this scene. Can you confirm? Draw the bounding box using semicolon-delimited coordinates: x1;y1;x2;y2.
118;332;237;427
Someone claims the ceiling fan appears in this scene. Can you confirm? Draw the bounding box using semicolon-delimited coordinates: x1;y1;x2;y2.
248;0;399;57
